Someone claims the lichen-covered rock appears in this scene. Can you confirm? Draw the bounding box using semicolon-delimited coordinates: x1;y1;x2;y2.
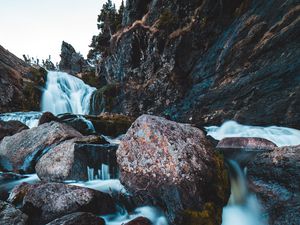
45;212;105;225
0;121;82;173
21;182;115;224
248;144;300;225
0;120;28;141
117;115;229;224
0;200;28;225
35;136;117;182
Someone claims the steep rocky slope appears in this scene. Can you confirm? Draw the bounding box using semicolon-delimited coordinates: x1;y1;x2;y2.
94;0;300;128
0;45;46;113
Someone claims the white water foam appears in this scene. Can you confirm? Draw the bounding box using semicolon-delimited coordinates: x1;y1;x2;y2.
0;111;42;128
41;71;96;115
206;120;300;147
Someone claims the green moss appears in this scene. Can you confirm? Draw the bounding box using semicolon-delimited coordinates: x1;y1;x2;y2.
234;0;251;17
200;17;207;29
28;67;47;86
22;81;42;111
182;202;222;225
157;10;179;31
90;83;120;114
81;71;102;88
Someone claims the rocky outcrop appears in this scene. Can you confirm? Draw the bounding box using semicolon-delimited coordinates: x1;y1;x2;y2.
0;200;28;225
95;0;300;129
21;182;115;224
45;212;105;225
0;120;28;141
248;144;300;225
59;41;91;75
125;217;152;225
0;45;47;113
35;136;118;182
0;121;82;173
117;115;229;224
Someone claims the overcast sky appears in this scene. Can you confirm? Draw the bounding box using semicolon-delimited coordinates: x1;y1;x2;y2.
0;0;122;63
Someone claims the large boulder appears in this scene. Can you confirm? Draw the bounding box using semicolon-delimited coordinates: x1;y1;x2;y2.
0;200;28;225
45;212;105;225
117;115;229;224
0;121;82;173
0;120;28;141
124;217;152;225
248;144;300;225
35;136;118;182
21;182;115;224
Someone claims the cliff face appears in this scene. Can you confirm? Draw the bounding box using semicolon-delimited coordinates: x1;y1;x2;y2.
96;0;300;128
0;45;46;113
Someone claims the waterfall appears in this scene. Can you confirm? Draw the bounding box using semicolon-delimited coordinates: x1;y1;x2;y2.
222;160;267;225
41;71;96;115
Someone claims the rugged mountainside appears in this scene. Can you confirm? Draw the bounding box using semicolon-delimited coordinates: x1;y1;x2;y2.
94;0;300;129
0;45;46;113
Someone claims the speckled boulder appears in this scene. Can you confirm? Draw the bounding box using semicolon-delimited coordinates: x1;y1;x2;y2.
45;212;105;225
21;182;115;224
117;115;229;224
0;121;82;173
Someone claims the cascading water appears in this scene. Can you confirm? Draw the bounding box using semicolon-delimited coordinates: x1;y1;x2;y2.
0;111;42;128
41;71;96;115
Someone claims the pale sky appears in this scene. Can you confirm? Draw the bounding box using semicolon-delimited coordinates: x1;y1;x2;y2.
0;0;122;63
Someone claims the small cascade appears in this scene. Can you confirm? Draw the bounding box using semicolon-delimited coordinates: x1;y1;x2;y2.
206;120;300;147
222;160;267;225
41;71;96;115
0;111;42;128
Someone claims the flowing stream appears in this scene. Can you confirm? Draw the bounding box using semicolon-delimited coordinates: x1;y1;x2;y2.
1;72;300;224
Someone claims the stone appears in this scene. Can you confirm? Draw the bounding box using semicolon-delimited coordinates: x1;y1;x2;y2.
38;112;59;125
0;121;82;173
124;216;152;225
21;182;115;224
0;200;28;225
35;136;118;182
58;114;95;135
248;145;300;225
7;182;34;205
0;120;28;141
216;137;277;165
45;212;105;225
117;115;229;224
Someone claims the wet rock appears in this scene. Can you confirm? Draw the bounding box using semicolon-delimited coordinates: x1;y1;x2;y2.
38;112;59;125
117;115;229;224
35;136;118;182
85;112;134;136
7;182;34;205
45;212;105;225
21;182;115;224
0;121;82;173
217;137;277;166
0;120;28;141
58;113;95;135
125;216;152;225
0;200;28;225
248;144;300;225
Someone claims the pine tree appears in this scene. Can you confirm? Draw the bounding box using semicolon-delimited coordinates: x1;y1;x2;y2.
88;0;124;59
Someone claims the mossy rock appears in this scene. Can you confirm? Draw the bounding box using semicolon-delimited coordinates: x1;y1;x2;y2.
22;81;42;111
90;83;120;115
85;113;134;137
157;9;179;31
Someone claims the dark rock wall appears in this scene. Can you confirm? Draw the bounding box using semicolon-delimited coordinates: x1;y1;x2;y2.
96;0;300;128
0;45;46;113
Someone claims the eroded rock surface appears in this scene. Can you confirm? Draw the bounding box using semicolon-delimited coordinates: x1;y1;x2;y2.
45;212;105;225
0;121;82;173
117;115;229;224
0;120;28;141
21;182;115;224
0;200;28;225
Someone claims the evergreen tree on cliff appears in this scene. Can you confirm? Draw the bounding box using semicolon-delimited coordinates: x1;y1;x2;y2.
88;0;124;59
